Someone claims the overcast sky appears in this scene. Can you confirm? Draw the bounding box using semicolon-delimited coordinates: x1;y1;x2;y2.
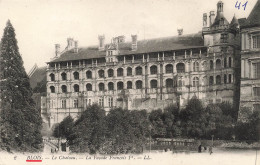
0;0;257;72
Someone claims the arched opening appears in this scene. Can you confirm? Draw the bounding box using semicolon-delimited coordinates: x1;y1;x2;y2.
150;65;157;74
229;74;232;83
50;73;55;81
178;80;184;87
117;68;123;77
50;86;55;93
86;71;92;79
127;67;132;76
176;63;185;73
224;74;227;84
73;72;79;80
127;81;132;89
99;83;105;91
135;66;142;75
136;80;142;89
166;79;173;88
108;82;114;91
193;77;199;87
117;81;124;90
216;59;221;69
61;85;67;93
86;83;92;91
228;57;232;67
108;69;114;77
98;70;104;78
202;61;207;71
165;64;173;73
74;84;79;92
150;80;157;88
193;62;199;72
61;72;67;81
216;75;221;85
210;60;214;70
209;76;214;85
202;76;207;86
224;57;227;68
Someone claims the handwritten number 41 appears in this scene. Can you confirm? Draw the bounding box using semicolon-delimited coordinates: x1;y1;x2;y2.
235;1;248;10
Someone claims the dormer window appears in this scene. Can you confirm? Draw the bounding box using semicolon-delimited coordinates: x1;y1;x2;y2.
220;18;224;25
253;35;260;49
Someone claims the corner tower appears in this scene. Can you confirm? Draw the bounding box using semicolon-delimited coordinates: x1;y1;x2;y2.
202;1;241;109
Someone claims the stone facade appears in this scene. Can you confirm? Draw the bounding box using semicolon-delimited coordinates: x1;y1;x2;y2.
239;0;260;113
42;1;242;128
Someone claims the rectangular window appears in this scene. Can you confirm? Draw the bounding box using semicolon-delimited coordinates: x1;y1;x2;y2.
252;35;260;49
253;63;260;79
253;87;260;97
89;99;91;105
108;97;113;108
62;100;66;108
73;99;78;108
220;33;228;43
99;98;104;107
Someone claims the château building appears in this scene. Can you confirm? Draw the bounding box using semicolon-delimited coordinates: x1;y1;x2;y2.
42;1;244;127
239;0;260;112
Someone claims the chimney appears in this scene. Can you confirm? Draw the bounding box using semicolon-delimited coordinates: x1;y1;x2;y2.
177;29;183;36
209;11;215;26
74;41;78;53
55;44;60;57
117;36;125;43
131;35;137;51
203;13;207;27
66;37;74;50
98;35;105;51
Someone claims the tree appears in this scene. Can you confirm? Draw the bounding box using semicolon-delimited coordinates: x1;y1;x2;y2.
235;110;260;141
53;116;74;139
68;104;106;153
149;109;167;138
180;97;207;138
103;108;149;154
217;101;237;119
0;20;42;152
163;104;182;138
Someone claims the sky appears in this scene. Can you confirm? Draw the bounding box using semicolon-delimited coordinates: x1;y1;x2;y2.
0;0;257;73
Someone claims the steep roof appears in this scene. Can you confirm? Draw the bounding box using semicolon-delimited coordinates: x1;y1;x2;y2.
211;13;229;27
29;65;47;90
242;0;260;28
50;33;205;63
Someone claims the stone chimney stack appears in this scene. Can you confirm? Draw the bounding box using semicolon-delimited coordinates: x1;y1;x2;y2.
131;35;137;51
209;11;215;26
203;13;207;27
67;37;74;50
177;29;183;36
55;44;60;57
74;41;78;53
98;35;105;51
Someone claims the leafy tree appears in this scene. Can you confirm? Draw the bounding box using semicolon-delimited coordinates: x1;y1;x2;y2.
163;104;182;137
149;109;166;138
205;104;234;139
217;101;237;119
180;97;207;138
103;108;149;154
53;116;74;139
68;104;106;154
0;20;42;152
235;110;260;141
